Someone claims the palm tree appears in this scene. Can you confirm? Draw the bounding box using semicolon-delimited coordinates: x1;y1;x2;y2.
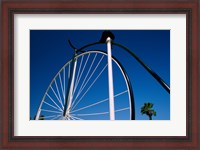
141;102;156;120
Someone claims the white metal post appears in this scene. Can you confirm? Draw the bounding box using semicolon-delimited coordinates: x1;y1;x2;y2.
106;37;115;120
65;59;77;116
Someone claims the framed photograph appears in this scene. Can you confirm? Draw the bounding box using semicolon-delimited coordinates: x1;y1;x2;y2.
1;0;199;149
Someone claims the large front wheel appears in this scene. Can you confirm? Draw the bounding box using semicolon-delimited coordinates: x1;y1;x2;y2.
35;50;134;120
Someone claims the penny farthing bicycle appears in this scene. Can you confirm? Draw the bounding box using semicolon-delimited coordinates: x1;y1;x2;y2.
35;31;170;120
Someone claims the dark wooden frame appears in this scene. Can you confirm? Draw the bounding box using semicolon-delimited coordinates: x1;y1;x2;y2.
1;0;199;149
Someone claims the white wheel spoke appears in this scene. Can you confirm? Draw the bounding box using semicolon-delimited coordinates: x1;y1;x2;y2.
70;90;128;113
72;55;105;105
46;93;63;111
59;73;65;102
115;107;130;112
70;115;83;120
71;64;108;111
51;115;62;120
73;107;129;117
69;117;74;120
50;86;64;109
54;80;64;108
72;54;90;98
42;115;59;119
59;116;65;120
41;109;62;114
73;53;97;96
43;101;63;112
74;111;109;116
70;98;108;114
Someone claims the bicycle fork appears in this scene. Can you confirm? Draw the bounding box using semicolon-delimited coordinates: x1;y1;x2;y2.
63;52;77;117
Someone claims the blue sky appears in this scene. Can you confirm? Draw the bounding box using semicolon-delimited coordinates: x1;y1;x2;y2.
30;30;170;120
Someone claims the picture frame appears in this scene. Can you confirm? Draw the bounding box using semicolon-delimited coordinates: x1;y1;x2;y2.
1;0;199;149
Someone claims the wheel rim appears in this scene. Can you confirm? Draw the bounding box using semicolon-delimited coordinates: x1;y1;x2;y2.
35;50;134;120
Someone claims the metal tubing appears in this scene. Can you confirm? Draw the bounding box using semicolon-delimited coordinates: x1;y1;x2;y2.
70;40;170;94
106;37;115;120
63;52;77;116
112;42;170;94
